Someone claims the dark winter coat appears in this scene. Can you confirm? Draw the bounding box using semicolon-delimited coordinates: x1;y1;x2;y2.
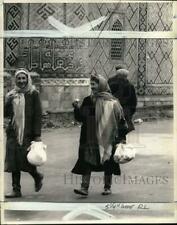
4;89;42;172
71;96;128;175
108;77;137;132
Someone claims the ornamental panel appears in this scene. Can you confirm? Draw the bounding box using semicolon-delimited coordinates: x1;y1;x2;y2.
4;4;22;68
18;38;89;78
147;3;172;31
146;39;173;95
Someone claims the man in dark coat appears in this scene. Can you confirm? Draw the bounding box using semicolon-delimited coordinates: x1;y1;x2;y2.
108;67;137;142
4;68;44;198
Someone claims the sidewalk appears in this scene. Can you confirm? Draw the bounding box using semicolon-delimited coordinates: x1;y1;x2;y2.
3;119;174;222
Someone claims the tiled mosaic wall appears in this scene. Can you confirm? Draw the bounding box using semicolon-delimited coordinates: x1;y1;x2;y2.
4;2;173;112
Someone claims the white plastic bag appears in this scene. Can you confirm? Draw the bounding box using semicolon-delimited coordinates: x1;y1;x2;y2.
27;141;47;166
113;143;136;164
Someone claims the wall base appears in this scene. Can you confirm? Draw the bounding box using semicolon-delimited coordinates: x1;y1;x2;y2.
42;105;173;128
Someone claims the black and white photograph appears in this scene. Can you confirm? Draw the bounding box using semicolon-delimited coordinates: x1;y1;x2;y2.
1;0;176;223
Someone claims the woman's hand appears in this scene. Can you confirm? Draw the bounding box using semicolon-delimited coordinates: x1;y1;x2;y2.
101;153;111;164
34;136;42;142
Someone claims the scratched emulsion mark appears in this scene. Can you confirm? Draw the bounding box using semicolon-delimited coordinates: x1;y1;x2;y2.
48;15;107;35
3;14;176;39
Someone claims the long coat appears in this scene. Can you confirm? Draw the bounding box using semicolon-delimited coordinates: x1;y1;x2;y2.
72;96;127;175
108;77;137;132
4;89;42;172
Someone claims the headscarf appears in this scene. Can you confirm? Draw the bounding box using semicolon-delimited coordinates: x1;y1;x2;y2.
91;74;123;163
14;68;35;93
6;68;36;145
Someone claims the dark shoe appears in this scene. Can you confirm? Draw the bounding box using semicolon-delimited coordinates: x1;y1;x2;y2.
102;188;112;195
74;188;88;196
5;190;22;198
35;174;44;192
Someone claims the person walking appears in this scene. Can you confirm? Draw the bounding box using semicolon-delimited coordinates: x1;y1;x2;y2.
4;68;44;198
72;74;128;196
108;67;137;142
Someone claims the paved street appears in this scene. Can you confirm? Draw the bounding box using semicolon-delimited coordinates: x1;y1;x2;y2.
3;119;175;222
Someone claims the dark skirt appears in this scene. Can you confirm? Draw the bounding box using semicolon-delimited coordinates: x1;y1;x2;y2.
72;145;121;175
72;158;121;175
5;131;36;173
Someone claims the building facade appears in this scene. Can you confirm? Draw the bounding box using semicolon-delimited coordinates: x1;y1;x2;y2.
4;2;173;117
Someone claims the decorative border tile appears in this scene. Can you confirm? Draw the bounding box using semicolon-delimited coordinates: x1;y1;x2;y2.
41;78;90;86
137;3;147;96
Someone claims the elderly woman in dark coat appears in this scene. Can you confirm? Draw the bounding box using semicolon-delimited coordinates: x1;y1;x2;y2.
72;74;127;196
4;68;43;198
108;68;137;142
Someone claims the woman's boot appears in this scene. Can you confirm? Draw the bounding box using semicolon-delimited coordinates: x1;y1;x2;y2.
102;174;112;195
74;174;91;196
5;172;22;198
29;168;44;192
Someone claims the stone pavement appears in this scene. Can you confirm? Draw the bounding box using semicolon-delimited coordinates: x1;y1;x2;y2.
3;119;175;223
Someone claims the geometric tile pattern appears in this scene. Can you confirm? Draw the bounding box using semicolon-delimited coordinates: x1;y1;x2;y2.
137;39;147;96
124;39;138;85
4;3;173;97
125;3;139;31
5;5;21;30
88;38;138;83
145;86;173;96
37;3;55;20
13;3;140;80
4;4;22;67
64;3;88;28
60;3;140;31
137;3;147;96
26;3;142;30
147;3;172;31
84;3;139;82
28;3;63;29
146;39;173;84
145;2;173;95
88;39;113;79
146;39;173;95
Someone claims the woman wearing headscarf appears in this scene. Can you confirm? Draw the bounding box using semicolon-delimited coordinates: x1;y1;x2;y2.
4;68;43;198
72;74;128;196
